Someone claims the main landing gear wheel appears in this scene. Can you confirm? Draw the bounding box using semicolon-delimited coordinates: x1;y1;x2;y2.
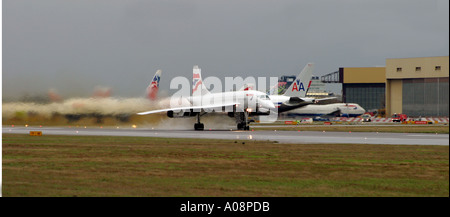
194;123;204;131
194;113;204;131
237;123;243;130
237;121;250;131
235;110;251;131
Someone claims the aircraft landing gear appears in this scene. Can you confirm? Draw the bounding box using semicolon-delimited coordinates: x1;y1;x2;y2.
235;111;250;131
237;123;250;131
194;113;204;131
194;123;204;131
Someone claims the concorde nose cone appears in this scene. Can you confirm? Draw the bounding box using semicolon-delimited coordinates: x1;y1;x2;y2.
261;99;275;109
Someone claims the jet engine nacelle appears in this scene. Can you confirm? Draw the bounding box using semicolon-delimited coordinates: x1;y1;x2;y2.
167;110;199;118
248;104;271;116
226;103;271;117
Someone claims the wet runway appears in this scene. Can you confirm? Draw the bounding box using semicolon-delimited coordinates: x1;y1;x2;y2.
3;126;448;146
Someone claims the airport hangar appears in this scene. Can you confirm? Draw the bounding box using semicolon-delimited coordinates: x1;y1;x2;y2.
321;56;449;117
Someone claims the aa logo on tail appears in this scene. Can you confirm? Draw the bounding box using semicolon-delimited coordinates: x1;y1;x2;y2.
151;75;160;88
291;79;305;92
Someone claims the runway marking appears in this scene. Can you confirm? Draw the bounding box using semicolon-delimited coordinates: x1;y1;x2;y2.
406;134;449;137
2;126;448;146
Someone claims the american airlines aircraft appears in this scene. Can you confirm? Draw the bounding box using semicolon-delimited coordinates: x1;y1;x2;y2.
268;63;315;112
260;63;335;112
138;66;276;131
146;70;162;100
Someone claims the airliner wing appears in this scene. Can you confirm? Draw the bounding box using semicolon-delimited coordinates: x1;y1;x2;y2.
328;108;341;117
137;102;239;115
313;97;337;102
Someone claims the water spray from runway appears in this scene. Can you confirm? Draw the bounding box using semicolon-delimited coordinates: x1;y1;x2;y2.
3;96;237;129
145;113;237;130
2;96;167;126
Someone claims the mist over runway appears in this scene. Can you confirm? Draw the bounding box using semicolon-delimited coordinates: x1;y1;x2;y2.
3;126;448;146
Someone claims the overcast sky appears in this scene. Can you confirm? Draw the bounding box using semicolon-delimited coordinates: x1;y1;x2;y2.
2;0;449;99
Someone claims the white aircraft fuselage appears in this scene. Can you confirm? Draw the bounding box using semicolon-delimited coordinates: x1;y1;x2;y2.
186;90;275;113
285;103;365;117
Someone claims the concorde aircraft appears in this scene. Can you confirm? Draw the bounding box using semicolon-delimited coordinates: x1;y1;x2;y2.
137;66;276;131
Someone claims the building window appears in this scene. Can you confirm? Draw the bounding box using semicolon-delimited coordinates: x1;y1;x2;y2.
396;67;402;72
416;67;421;71
435;66;441;71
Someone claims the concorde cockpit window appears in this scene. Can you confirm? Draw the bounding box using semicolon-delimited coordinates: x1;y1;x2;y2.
259;95;270;100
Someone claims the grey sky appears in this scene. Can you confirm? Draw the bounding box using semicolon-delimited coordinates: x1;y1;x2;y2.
3;0;449;99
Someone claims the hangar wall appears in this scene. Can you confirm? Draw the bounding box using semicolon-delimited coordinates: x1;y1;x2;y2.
340;67;386;111
338;56;448;117
343;67;386;83
385;56;449;117
386;79;402;115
